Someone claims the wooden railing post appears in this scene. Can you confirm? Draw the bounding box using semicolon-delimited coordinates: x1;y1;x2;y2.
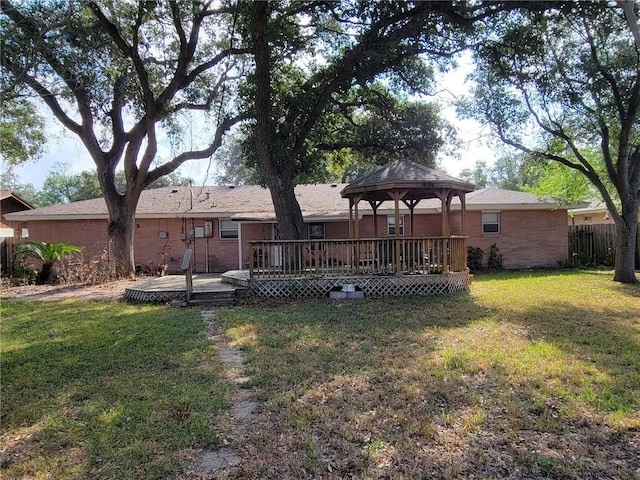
181;249;193;302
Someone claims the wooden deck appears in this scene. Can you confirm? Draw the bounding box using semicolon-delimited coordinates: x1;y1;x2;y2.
244;271;471;298
123;268;471;302
124;274;243;305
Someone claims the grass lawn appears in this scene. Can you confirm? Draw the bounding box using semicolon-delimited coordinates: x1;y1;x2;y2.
1;270;638;479
1;301;228;480
217;270;640;479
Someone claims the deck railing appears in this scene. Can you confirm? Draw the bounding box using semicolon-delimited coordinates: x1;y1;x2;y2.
248;236;467;279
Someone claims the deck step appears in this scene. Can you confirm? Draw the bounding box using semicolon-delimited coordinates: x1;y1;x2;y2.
188;290;236;306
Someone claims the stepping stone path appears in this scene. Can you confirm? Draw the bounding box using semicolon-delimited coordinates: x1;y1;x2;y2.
183;309;258;478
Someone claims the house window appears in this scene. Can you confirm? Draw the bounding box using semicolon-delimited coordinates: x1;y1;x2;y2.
387;216;404;236
309;223;325;240
219;220;238;239
482;212;500;234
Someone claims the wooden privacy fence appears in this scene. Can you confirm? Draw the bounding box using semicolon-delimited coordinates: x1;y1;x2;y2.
248;236;468;279
1;236;21;275
568;224;640;267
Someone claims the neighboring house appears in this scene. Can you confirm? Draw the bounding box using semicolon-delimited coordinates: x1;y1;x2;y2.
4;183;573;273
569;200;640;226
0;190;34;274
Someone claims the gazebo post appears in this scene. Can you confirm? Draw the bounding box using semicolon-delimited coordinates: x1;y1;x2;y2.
354;198;360;239
368;200;382;237
402;199;420;236
437;189;453;237
459;191;467;235
394;192;401;276
348;198;354;239
390;190;407;276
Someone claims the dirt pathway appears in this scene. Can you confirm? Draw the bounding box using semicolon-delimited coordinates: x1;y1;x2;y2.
3;283;259;478
182;309;258;478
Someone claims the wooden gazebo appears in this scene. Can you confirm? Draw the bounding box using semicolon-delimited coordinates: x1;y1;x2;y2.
341;158;475;240
337;159;474;277
246;159;475;297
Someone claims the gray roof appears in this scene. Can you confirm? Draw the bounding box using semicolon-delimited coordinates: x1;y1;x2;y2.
4;184;571;222
341;159;475;200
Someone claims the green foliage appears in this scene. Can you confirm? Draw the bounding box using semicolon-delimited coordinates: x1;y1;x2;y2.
459;161;491;189
467;246;484;272
1;0;247;272
462;3;640;282
14;241;82;264
523;161;596;205
13;241;82;284
0;97;46;164
317;94;450;182
5;161;193;207
459;153;540;192
39;162;102;205
0;164;41;206
487;243;504;270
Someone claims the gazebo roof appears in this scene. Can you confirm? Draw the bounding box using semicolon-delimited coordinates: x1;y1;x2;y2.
340;158;475;202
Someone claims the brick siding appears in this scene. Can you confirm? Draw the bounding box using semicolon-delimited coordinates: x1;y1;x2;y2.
23;208;569;272
465;210;568;269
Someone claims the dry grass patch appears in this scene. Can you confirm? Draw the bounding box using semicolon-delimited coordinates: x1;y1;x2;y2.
217;270;640;479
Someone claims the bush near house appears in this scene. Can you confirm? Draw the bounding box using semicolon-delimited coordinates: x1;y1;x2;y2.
12;241;82;284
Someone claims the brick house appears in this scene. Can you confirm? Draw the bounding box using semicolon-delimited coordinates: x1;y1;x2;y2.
0;190;33;274
4;182;573;273
569;200;640;226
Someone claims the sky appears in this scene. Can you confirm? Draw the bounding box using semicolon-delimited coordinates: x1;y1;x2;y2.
10;55;495;189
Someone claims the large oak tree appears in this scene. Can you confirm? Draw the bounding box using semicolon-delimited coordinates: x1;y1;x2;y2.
465;1;640;283
247;1;577;242
1;0;249;275
249;1;478;240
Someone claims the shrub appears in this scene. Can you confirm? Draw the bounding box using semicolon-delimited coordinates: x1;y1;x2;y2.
58;250;113;285
487;243;504;270
13;242;83;285
467;246;484;272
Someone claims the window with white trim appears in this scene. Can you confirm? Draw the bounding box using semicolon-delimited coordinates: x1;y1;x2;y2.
482;212;500;234
219;220;238;239
387;216;404;236
308;223;325;240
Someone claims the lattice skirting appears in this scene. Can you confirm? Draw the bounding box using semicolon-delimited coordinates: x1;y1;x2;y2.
124;288;185;303
248;272;471;298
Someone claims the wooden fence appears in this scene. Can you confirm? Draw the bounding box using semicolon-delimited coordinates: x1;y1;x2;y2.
0;236;20;275
568;224;640;267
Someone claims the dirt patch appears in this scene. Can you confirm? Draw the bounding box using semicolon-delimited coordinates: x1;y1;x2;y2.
0;280;135;301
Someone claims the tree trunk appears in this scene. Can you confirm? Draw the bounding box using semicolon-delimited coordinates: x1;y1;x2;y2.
36;262;53;285
613;200;639;284
264;167;305;239
252;1;305;240
105;192;140;278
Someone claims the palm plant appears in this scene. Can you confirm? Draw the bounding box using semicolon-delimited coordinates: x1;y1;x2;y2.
13;242;82;284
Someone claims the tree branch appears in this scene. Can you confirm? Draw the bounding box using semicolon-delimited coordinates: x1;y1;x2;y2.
88;2;156;112
145;114;245;185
